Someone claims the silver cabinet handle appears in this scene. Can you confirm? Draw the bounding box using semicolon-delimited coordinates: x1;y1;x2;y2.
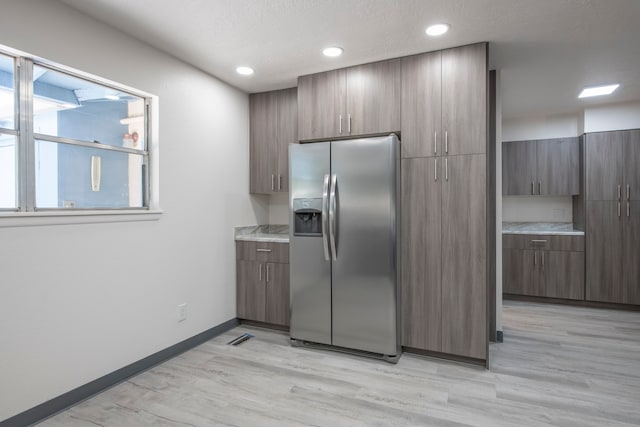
266;264;270;283
628;202;630;217
541;252;544;268
534;252;537;265
256;248;272;252
278;174;282;191
434;131;437;154
348;114;352;134
339;115;342;134
322;174;331;261
258;264;262;281
445;158;448;181
445;131;448;154
531;182;534;195
531;239;547;243
618;184;621;201
271;174;275;191
538;181;542;195
434;158;438;182
329;174;338;261
618;201;621;217
627;184;630;201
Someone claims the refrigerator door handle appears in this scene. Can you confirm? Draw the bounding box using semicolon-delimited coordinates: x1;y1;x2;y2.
329;173;338;261
322;174;331;261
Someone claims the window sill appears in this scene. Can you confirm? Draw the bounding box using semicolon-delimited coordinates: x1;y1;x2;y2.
0;209;163;228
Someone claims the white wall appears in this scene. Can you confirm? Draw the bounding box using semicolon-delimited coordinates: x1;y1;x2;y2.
502;113;581;141
0;0;268;421
268;193;290;225
584;101;640;132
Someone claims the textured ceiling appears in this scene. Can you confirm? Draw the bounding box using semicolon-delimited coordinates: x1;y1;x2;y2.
59;0;640;119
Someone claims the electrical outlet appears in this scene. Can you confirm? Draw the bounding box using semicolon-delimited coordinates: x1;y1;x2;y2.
178;303;187;322
63;200;76;208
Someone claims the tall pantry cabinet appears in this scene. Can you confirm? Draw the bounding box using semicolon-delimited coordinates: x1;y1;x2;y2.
585;129;640;305
400;43;488;361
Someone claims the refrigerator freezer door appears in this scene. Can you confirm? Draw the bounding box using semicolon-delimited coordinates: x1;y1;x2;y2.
330;135;399;355
289;142;332;345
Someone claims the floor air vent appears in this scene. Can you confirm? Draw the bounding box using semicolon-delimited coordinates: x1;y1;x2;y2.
227;333;254;346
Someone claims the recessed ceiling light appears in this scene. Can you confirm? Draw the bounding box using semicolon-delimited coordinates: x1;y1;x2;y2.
425;24;450;37
105;95;119;100
236;66;254;76
578;84;619;98
323;47;343;57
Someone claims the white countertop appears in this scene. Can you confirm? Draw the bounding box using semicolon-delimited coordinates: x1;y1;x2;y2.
502;222;584;236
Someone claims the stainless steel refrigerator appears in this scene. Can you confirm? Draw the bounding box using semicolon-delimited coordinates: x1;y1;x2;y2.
289;134;400;362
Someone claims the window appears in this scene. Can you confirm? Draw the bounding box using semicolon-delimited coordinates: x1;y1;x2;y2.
0;45;155;216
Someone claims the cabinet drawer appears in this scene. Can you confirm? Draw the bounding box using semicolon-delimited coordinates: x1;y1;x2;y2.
503;234;584;252
236;241;289;263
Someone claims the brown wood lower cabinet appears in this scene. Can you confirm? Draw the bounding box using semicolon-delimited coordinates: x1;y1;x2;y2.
236;241;290;327
503;234;585;301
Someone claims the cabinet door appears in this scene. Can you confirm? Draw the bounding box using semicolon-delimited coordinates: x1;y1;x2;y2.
250;92;278;193
543;251;584;300
400;158;441;351
502;248;536;296
237;260;266;322
346;58;401;137
400;52;442;158
585;131;623;201
537;138;580;195
586;201;623;303
297;69;346;141
502;141;537;195
623;129;640;201
623;201;640;304
265;262;290;326
441;154;486;359
276;88;297;192
441;43;487;156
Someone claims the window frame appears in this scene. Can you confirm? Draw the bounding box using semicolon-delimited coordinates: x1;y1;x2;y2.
0;44;161;226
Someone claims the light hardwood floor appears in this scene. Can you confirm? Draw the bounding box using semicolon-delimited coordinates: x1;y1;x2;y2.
40;301;640;426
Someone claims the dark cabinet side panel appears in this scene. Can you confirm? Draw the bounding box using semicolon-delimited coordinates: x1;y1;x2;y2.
441;154;486;359
586;201;623;303
400;158;442;351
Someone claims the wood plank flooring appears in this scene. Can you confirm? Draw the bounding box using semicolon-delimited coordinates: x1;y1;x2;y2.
39;301;640;426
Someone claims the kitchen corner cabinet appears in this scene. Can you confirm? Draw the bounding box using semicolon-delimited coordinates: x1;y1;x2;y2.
502;234;585;300
585;129;640;305
297;58;401;141
401;43;487;158
502;137;580;196
236;241;290;326
250;87;297;193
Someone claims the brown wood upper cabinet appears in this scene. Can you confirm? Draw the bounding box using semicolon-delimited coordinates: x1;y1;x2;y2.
401;43;487;158
503;137;580;196
297;59;401;141
250;88;297;193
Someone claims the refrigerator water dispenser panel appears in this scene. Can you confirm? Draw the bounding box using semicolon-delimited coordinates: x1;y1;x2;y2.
293;198;322;236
